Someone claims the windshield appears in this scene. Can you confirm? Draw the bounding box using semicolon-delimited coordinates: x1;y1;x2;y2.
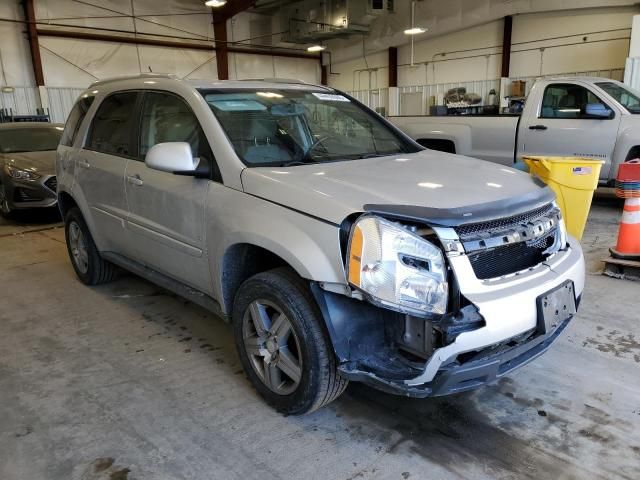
596;82;640;114
0;126;63;153
199;89;418;166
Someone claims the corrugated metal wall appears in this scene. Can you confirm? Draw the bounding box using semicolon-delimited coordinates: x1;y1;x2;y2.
0;86;86;124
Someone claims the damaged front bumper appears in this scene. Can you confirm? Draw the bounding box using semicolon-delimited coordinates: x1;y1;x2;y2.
312;236;585;398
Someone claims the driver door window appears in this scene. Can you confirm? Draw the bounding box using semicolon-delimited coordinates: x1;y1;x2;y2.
139;91;219;179
540;84;608;119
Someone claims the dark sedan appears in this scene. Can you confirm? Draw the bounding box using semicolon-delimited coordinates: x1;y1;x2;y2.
0;122;63;217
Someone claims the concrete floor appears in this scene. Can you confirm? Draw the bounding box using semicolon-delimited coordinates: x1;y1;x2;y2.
0;200;638;480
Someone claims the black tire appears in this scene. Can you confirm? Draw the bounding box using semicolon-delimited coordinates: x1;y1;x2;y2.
233;267;348;415
0;181;14;219
64;207;118;285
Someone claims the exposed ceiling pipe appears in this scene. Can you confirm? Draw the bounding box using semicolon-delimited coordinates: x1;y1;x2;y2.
326;0;639;65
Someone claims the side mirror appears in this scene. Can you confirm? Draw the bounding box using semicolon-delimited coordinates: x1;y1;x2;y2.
585;103;613;119
145;142;197;174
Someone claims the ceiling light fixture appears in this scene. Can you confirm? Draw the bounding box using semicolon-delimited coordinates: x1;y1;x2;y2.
205;0;227;7
307;45;326;52
404;27;426;35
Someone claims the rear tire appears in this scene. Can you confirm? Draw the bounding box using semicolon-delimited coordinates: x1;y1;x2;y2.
233;267;348;415
64;207;117;285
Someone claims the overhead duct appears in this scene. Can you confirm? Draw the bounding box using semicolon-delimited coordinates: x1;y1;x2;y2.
277;0;390;45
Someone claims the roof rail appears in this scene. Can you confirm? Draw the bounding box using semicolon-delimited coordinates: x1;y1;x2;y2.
89;73;178;87
242;77;309;85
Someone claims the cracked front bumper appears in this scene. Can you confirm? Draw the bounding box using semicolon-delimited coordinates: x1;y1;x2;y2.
316;236;585;398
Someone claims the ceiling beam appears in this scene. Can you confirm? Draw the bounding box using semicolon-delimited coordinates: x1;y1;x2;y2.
36;28;320;60
210;0;257;22
23;0;45;86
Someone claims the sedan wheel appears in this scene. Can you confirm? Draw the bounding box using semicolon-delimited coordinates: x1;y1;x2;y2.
68;220;89;274
242;299;303;395
0;183;11;216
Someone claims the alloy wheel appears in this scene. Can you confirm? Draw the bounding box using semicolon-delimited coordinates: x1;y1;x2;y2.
242;299;303;395
68;221;89;274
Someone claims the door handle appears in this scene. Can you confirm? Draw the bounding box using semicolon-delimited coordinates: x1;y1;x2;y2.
127;174;144;186
78;160;91;168
528;125;548;131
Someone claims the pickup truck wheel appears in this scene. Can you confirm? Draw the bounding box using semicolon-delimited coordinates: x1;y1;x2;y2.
64;207;117;285
233;268;348;415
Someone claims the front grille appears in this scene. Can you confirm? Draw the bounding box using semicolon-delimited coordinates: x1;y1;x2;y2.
455;203;559;280
455;203;555;238
14;188;43;202
45;176;57;192
467;238;554;279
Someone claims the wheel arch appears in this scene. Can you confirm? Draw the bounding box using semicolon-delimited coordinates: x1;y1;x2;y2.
416;138;457;154
219;242;310;316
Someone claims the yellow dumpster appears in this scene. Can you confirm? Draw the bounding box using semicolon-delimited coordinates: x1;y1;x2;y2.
523;156;604;240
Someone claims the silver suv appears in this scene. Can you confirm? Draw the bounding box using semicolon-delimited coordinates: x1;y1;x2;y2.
57;74;585;414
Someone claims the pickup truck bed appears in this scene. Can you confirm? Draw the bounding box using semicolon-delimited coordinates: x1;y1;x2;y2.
390;114;520;166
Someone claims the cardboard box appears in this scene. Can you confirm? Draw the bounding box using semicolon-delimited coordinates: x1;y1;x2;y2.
511;80;526;97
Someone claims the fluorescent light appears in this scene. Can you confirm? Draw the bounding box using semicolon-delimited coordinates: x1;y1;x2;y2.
307;45;326;52
418;182;443;189
256;91;283;99
404;27;427;35
205;0;227;7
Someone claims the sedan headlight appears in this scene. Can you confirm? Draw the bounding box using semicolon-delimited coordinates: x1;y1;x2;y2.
347;215;448;315
4;164;40;180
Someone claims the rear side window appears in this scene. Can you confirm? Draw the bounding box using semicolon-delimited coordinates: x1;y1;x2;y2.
60;96;94;147
87;92;138;157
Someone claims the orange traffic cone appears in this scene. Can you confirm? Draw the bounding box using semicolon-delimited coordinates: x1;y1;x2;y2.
612;198;640;259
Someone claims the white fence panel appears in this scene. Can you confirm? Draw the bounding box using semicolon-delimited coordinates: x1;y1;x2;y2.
346;88;389;116
46;87;86;123
398;79;500;115
0;87;40;116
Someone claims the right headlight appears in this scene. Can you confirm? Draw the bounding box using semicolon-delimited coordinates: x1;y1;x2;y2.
346;215;448;315
4;164;40;180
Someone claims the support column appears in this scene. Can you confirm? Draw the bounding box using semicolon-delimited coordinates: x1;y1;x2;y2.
321;65;328;85
213;17;229;80
23;0;45;86
388;47;397;88
501;15;512;78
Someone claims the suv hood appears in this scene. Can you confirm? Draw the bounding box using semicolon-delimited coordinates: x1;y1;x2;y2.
241;150;549;225
1;151;56;176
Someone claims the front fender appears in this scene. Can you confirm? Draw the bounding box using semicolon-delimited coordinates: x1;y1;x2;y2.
206;186;348;314
612;118;640;181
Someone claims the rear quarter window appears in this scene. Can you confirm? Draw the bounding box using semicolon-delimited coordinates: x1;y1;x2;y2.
87;92;138;157
60;96;94;147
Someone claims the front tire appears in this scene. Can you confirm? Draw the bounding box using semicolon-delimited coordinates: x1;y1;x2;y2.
0;181;13;218
64;207;117;285
233;268;348;415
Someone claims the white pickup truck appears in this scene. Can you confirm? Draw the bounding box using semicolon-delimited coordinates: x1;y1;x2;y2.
389;77;640;186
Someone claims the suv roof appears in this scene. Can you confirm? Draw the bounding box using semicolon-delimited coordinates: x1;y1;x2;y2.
89;73;332;92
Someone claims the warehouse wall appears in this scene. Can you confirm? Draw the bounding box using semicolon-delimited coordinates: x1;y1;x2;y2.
0;0;320;90
327;6;637;91
0;2;35;86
